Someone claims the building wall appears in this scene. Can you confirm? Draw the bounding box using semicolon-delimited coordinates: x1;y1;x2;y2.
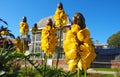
92;48;120;68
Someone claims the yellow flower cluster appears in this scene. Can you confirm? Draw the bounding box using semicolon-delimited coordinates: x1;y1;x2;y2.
31;25;38;34
1;30;9;35
14;37;26;53
63;24;96;71
20;22;29;36
40;25;58;56
54;8;67;27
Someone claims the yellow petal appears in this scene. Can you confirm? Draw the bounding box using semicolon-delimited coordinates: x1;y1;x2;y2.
82;28;90;37
63;41;76;52
80;45;90;59
78;59;86;71
68;60;77;71
78;60;83;70
71;24;81;34
66;30;75;39
77;30;84;41
65;49;77;59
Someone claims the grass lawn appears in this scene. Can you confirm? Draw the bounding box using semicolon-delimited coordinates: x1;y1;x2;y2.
93;68;120;72
90;68;120;77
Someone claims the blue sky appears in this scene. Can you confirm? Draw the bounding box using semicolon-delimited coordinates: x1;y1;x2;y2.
0;0;120;44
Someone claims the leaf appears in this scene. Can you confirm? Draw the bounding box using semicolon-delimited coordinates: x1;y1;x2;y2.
0;18;8;25
0;70;5;76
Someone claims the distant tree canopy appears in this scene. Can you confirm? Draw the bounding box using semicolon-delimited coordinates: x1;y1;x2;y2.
107;31;120;48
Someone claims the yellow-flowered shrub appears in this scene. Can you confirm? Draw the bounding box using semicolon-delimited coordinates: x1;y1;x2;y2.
63;24;96;72
40;25;58;56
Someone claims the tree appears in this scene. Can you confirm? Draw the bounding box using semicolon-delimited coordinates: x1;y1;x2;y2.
0;18;8;25
107;31;120;48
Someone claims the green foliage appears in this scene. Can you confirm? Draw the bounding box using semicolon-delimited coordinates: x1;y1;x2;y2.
18;67;40;77
107;31;120;48
0;48;21;77
33;65;77;77
0;47;42;77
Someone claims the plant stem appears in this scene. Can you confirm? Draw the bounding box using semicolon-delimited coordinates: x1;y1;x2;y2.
22;36;27;77
56;25;62;68
43;53;47;77
78;68;81;77
25;57;27;76
32;34;35;59
84;70;87;77
52;55;54;66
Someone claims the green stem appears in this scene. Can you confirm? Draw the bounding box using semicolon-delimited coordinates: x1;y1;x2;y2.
25;57;27;76
56;26;62;68
78;68;81;77
32;34;35;60
43;54;47;77
22;36;27;76
52;55;54;66
84;70;87;77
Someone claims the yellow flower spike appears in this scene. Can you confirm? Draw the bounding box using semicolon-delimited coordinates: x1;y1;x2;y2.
40;24;58;56
63;13;96;77
54;8;67;27
19;20;29;37
14;37;26;53
31;23;38;34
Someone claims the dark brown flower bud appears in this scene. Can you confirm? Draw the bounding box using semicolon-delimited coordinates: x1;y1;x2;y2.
57;2;63;10
73;12;86;29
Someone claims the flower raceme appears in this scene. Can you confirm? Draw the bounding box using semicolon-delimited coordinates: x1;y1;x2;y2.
63;24;96;71
1;30;9;35
54;8;67;27
40;25;58;56
14;37;26;53
20;21;29;36
31;23;38;34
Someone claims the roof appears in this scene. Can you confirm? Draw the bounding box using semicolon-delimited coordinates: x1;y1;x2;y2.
95;48;120;55
37;16;72;29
